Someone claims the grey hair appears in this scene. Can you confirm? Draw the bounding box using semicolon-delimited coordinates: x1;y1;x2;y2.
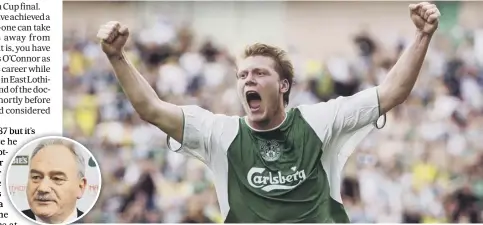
30;138;86;178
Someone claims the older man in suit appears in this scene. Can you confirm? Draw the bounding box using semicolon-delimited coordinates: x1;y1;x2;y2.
22;138;87;224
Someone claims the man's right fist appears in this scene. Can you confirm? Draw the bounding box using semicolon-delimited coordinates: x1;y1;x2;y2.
97;21;129;58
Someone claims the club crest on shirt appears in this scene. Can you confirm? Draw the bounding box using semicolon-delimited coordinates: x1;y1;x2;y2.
258;140;281;162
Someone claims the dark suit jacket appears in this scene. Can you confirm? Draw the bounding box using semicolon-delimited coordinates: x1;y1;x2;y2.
22;208;84;221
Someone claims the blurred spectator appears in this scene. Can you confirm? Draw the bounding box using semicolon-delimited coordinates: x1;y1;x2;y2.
180;196;214;223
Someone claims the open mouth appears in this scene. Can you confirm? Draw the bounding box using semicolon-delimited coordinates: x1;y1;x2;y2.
246;91;261;111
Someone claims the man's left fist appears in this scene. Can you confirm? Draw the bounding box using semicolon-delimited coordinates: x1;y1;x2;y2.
409;2;441;35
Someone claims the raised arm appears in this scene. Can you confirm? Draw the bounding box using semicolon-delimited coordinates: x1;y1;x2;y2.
96;21;183;142
377;2;441;114
297;2;441;161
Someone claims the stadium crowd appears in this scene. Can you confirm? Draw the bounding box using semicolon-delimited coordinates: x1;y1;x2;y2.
63;5;483;223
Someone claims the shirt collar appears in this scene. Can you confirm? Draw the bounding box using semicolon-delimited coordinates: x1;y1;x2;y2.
35;208;77;224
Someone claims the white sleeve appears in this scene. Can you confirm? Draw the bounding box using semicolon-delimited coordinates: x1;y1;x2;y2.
166;105;238;164
298;87;381;157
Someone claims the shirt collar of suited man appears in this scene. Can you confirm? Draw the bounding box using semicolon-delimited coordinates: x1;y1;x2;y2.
35;207;77;224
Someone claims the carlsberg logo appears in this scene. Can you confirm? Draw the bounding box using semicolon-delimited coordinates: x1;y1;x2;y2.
247;167;306;192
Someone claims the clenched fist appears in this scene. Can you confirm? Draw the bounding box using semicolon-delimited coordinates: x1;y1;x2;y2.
97;21;129;57
409;2;441;35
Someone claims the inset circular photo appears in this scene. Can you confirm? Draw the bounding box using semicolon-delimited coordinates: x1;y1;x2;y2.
6;136;102;225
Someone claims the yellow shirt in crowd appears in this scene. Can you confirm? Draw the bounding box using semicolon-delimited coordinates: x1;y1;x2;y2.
75;94;98;136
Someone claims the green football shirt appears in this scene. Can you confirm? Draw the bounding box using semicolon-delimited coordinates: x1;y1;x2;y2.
168;87;381;223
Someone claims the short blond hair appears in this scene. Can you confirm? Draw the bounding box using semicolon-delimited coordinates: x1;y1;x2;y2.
242;43;294;106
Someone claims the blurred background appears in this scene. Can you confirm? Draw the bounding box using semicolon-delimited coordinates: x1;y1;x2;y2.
63;1;483;223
